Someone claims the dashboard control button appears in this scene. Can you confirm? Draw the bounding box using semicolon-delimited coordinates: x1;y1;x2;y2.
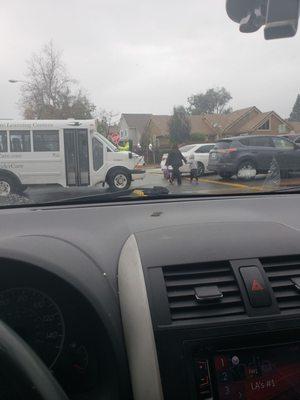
194;285;223;303
240;266;271;308
291;277;300;290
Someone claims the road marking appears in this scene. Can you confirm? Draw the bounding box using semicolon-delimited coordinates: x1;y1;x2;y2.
146;169;272;191
195;178;262;191
145;169;162;174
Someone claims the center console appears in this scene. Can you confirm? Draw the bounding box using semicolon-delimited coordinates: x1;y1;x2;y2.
119;222;300;400
155;322;300;400
186;333;300;400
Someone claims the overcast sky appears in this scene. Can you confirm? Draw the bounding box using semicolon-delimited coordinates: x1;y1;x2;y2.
1;0;300;120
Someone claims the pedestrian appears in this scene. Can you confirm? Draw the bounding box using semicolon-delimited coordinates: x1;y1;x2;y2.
189;154;198;184
166;144;187;185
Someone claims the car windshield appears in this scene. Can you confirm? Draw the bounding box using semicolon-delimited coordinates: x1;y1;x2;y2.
1;0;300;206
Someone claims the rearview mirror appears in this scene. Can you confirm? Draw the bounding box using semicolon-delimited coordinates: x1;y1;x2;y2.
226;0;300;39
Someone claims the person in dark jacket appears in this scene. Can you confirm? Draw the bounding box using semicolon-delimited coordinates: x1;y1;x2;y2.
166;144;187;185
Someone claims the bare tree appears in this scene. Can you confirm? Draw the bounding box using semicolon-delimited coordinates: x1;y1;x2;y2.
96;109;119;137
20;41;96;119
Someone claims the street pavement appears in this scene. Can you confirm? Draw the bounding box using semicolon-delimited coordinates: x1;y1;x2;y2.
19;168;300;205
134;168;287;195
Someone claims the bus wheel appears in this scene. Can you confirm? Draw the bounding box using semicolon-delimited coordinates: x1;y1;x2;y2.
107;170;131;191
0;176;16;197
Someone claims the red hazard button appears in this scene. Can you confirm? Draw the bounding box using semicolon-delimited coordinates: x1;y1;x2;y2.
251;279;264;292
240;267;272;308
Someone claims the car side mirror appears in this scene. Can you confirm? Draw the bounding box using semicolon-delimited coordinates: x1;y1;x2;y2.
129;139;133;159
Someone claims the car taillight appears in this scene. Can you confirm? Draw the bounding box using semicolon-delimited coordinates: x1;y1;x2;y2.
219;148;237;154
227;147;237;153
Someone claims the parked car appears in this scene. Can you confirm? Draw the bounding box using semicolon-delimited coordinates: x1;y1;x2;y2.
208;135;300;179
161;143;215;176
280;133;300;144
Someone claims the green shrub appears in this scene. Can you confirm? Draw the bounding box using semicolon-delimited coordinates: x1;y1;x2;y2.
190;132;207;142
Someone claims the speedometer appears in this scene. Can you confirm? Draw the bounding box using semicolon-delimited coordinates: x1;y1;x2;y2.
0;287;65;368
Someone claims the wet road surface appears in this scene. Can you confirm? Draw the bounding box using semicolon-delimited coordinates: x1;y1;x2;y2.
1;168;300;206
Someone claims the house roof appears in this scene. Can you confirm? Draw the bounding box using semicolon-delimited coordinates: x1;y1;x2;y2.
202;107;258;132
223;107;259;132
239;112;272;133
239;111;291;133
122;113;152;134
146;108;263;138
150;115;171;135
122;107;292;140
149;114;221;137
190;115;218;136
202;114;226;131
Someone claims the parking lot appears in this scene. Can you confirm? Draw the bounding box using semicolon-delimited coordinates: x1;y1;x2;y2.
141;168;267;195
138;167;300;196
9;167;298;205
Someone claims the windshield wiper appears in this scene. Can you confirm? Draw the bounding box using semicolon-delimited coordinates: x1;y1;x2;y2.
30;186;170;206
269;185;300;194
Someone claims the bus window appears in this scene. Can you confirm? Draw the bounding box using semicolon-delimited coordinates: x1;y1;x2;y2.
93;138;104;170
0;132;8;152
33;131;59;152
10;131;31;152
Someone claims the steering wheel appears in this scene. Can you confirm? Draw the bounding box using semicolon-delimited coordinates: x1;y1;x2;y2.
0;319;69;400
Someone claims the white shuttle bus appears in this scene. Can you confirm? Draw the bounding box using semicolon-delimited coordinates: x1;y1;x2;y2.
0;119;145;196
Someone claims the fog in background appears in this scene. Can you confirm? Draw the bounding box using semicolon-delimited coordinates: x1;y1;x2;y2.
1;0;299;119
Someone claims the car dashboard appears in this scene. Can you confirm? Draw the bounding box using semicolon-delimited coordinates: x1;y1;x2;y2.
0;194;300;399
0;261;113;399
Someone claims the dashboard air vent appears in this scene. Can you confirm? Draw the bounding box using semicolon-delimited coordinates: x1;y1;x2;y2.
261;255;300;313
162;261;245;322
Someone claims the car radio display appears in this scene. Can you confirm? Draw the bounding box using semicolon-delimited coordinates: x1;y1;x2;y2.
213;343;300;400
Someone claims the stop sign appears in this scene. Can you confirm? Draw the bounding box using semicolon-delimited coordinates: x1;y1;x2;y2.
110;132;120;144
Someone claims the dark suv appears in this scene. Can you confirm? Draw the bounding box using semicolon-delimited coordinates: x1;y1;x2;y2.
208;135;300;179
281;133;300;144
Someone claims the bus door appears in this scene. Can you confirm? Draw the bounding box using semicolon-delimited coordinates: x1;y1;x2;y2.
64;129;90;186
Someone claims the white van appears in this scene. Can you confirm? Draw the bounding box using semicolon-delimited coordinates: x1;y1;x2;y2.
0;119;145;195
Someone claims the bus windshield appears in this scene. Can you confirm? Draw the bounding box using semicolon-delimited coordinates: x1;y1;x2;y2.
95;132;117;152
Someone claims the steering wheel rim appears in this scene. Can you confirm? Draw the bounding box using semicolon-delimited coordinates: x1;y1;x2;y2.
0;319;69;400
